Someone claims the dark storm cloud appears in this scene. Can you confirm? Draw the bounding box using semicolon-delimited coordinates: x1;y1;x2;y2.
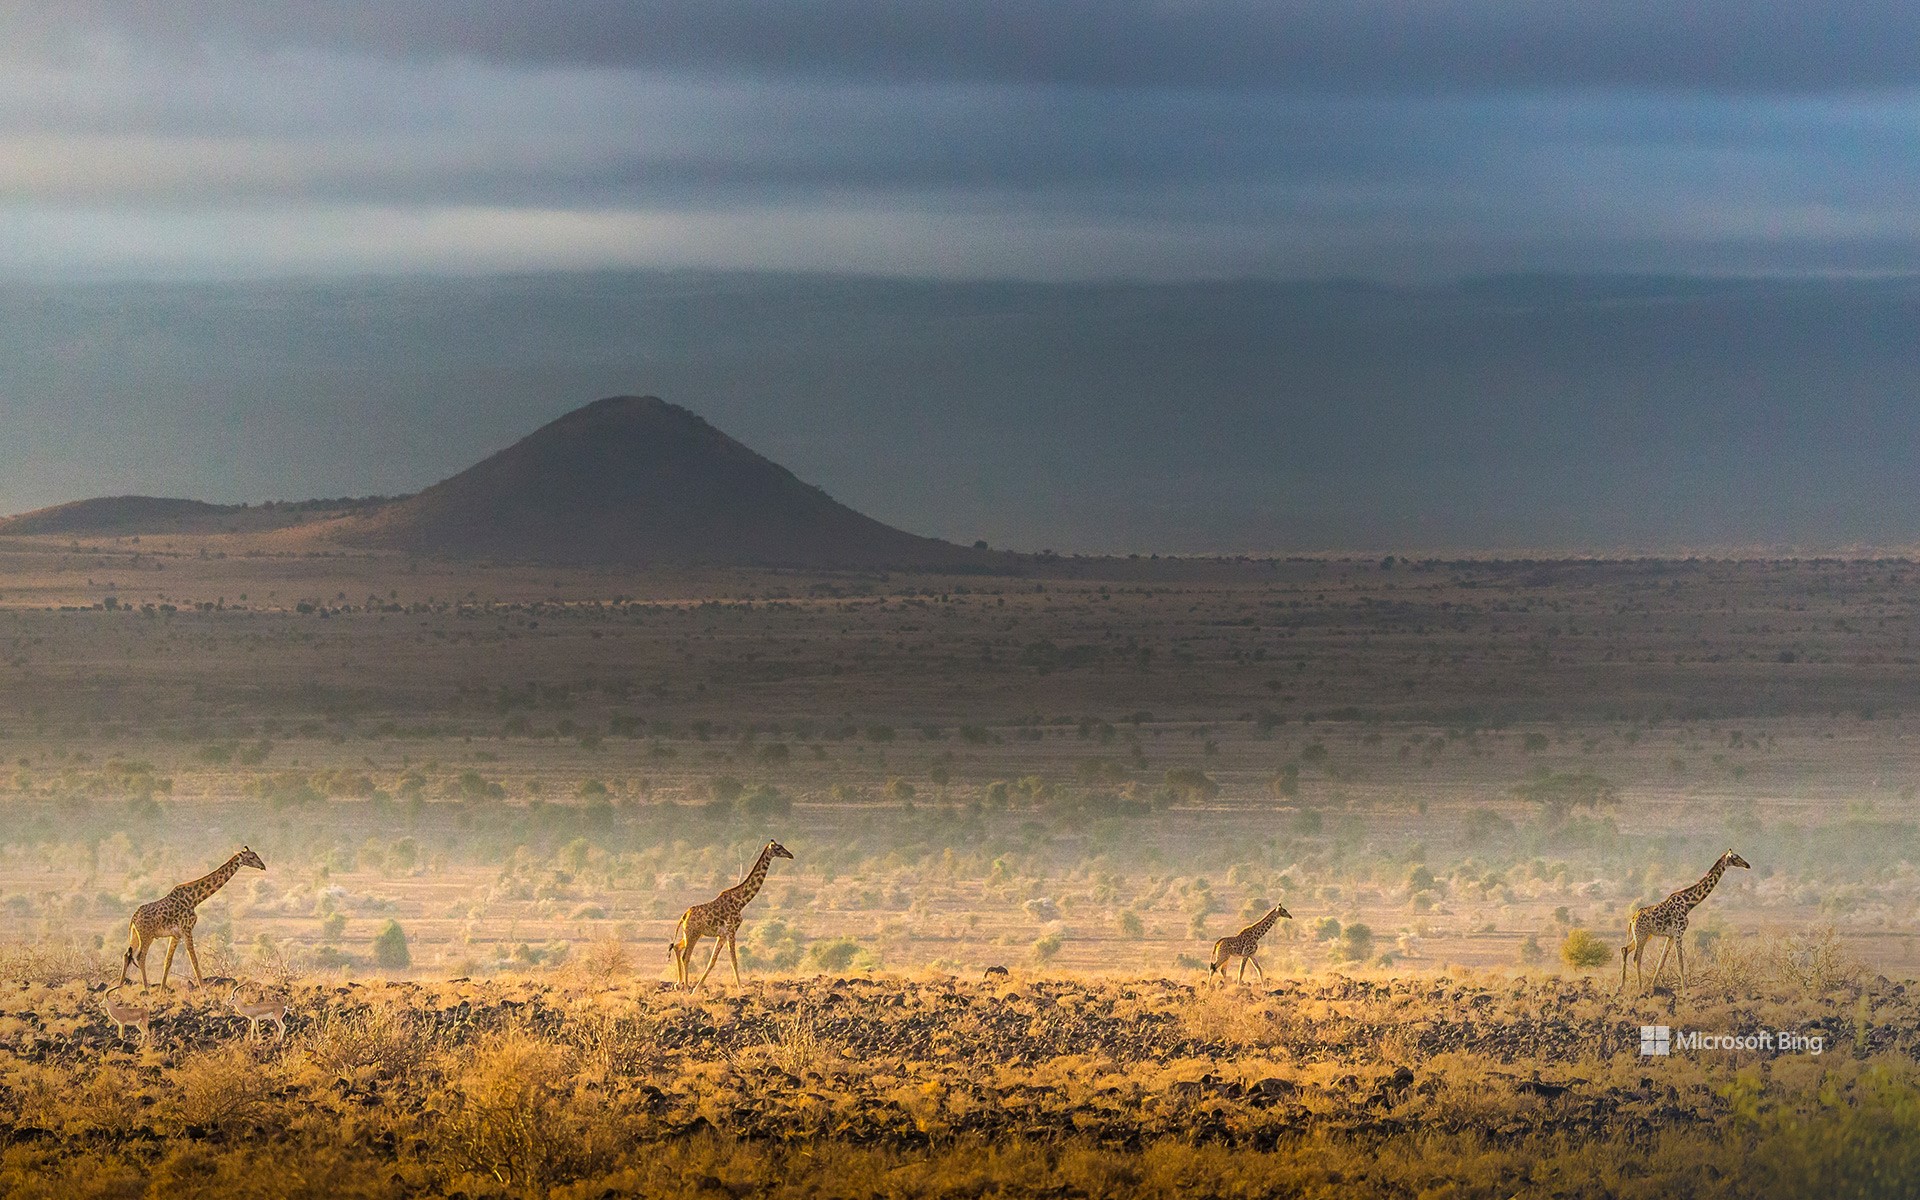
13;1;1920;92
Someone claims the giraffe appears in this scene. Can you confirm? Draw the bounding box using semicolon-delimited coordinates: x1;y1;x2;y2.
119;846;266;991
1618;849;1750;994
668;840;792;991
1209;904;1292;983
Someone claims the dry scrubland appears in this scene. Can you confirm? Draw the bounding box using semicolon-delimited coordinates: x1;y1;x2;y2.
3;953;1919;1199
4;536;1920;1193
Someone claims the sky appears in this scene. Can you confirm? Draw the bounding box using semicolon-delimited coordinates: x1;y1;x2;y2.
0;4;1916;552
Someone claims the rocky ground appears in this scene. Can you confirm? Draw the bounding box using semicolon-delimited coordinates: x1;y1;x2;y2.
2;967;1918;1197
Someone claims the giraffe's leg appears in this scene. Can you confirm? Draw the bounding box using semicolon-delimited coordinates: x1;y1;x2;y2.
1237;956;1249;982
676;936;699;988
159;937;179;990
1649;938;1673;989
728;932;742;987
695;936;726;991
1250;956;1265;981
1676;936;1687;991
184;932;205;987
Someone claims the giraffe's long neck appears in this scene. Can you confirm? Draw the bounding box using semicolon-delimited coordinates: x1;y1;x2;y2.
181;856;243;907
1243;907;1283;940
1679;859;1729;911
728;847;776;908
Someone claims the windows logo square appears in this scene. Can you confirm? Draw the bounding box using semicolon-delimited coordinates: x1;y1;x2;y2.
1640;1026;1671;1056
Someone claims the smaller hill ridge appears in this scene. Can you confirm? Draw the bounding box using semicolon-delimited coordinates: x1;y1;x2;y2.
0;496;235;536
316;396;985;568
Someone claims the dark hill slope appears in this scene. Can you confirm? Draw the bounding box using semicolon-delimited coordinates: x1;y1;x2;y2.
319;396;988;568
0;496;235;536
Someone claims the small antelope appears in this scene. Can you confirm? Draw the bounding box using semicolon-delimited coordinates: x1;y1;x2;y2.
101;985;153;1042
228;983;289;1041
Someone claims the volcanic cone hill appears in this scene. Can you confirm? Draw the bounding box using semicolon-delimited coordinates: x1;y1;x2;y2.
312;396;989;568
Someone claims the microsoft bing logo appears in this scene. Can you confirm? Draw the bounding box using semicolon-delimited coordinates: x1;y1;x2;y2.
1640;1026;1671;1056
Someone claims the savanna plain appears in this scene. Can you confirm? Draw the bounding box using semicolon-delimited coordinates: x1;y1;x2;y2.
3;537;1920;1197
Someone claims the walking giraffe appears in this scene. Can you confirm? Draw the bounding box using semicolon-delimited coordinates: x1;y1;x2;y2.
669;841;793;991
1618;849;1750;994
1209;903;1292;983
119;847;266;991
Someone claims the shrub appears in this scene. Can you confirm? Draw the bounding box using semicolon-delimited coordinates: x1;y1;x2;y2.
1032;932;1064;963
737;784;791;818
1337;924;1374;962
373;919;411;970
1515;772;1621;814
744;918;809;970
1164;767;1220;804
1560;928;1612;969
806;937;862;972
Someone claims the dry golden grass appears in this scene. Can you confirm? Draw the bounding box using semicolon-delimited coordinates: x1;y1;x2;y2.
0;963;1915;1197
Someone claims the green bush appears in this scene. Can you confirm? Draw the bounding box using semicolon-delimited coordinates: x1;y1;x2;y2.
737;785;791;818
806;937;862;972
1560;927;1611;968
373;919;411;970
1163;767;1220;804
1338;924;1374;962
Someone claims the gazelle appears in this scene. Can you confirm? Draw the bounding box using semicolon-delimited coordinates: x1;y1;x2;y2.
101;985;153;1042
228;983;289;1041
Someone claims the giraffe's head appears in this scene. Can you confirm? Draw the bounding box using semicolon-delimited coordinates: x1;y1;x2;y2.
767;841;794;860
237;846;267;871
1722;849;1751;871
1273;904;1292;921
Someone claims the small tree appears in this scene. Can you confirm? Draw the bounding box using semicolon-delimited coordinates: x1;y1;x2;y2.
1560;928;1611;969
1339;924;1375;963
1032;932;1064;964
373;919;411;970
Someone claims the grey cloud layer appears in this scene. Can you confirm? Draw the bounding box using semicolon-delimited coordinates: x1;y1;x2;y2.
3;48;1915;279
1;4;1915;281
12;1;1920;91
